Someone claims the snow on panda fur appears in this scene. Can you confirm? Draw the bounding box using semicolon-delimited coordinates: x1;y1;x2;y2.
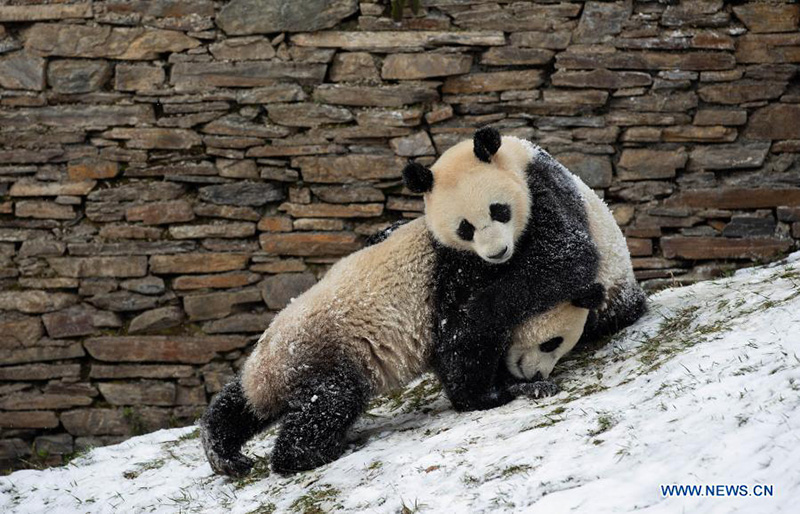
406;128;643;412
199;128;644;477
505;138;646;382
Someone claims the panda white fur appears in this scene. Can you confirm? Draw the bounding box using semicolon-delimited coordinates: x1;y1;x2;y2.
200;128;645;476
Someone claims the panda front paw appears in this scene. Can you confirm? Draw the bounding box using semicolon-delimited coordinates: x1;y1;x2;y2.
206;449;254;478
508;380;560;400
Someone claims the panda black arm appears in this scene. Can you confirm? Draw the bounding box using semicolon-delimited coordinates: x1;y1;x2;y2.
432;235;600;411
432;309;516;411
429;252;517;411
467;237;601;332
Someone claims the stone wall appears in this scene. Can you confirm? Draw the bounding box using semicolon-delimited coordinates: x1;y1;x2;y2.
1;0;799;469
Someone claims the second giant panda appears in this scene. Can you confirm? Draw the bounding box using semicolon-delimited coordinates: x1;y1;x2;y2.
403;128;645;411
200;128;644;476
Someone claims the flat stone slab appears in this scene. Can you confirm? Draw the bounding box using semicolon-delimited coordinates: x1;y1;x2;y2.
84;336;249;364
217;0;358;35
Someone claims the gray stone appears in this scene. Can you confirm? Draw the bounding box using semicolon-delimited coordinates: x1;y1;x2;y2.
292;31;505;52
329;52;379;82
25;23;200;60
198;182;285;206
481;47;554;66
617;148;688;181
171;61;326;90
268;103;353;128
0;313;44;348
203;312;274;334
390;131;436;157
261;272;317;310
217;0;358;35
356;107;422;127
33;434;73;456
722;216;776;238
0;51;45;90
48;256;148;278
47;60;111;93
557;153;613;188
98;381;176;406
292;154;404;183
183;288;262;321
311;185;385;204
60;409;129;436
18;239;66;257
0;340;85;365
0;363;80;381
745;104;800;140
0;3;92;22
104;128;202;150
314;84;439;107
0;291;78;314
121;276;166;295
209;36;275;61
115;64;165;91
87;291;160;312
202;114;290;138
42;305;121;339
84;335;248;364
689;142;771;170
573;1;633;44
0;439;30;460
238;84;306;104
382;53;472;80
88;182;185;203
0;105;154;130
128;306;184;334
552;69;652;89
89;364;194;379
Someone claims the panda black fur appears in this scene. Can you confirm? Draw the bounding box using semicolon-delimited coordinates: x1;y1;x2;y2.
200;128;644;476
407;129;604;411
405;128;645;387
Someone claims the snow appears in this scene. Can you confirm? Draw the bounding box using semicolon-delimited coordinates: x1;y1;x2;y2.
3;254;800;513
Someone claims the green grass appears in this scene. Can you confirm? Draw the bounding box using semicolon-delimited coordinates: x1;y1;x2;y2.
290;485;341;513
500;464;534;478
588;413;616;437
369;377;442;413
246;504;277;514
233;459;271;490
122;458;166;480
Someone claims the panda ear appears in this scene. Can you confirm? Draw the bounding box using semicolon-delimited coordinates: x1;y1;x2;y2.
473;126;502;163
402;161;433;194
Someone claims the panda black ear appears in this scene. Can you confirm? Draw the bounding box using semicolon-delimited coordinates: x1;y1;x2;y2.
402;161;433;194
473;126;502;163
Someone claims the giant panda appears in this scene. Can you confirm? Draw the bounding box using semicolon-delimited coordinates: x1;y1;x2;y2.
200;128;644;476
403;128;644;411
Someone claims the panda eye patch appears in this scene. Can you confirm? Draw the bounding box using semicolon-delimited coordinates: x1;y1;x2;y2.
490;203;511;223
539;336;563;353
457;219;475;241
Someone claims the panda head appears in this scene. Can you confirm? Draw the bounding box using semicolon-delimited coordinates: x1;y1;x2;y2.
403;127;533;264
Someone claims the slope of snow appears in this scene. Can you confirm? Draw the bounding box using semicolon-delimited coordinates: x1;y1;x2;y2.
2;254;800;514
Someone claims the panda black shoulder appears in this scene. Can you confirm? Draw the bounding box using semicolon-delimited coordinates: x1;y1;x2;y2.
523;148;588;227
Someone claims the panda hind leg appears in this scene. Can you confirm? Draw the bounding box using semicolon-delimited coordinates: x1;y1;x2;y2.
271;358;370;474
200;377;272;478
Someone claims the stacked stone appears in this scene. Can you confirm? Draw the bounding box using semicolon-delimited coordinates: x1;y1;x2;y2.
0;0;799;468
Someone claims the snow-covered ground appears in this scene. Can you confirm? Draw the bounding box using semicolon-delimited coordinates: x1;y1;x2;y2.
2;254;800;514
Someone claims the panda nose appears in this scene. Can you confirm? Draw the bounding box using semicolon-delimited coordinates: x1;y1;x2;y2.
531;372;544;382
488;247;508;260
